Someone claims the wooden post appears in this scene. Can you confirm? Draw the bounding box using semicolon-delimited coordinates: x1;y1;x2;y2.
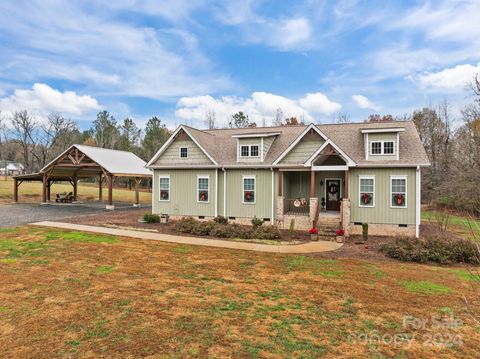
42;173;47;203
310;170;315;198
344;170;349;199
98;174;103;201
108;174;113;207
279;172;283;196
47;180;51;202
13;178;18;202
73;175;78;202
134;177;140;206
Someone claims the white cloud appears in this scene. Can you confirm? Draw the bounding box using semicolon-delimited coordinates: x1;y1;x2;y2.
270;18;311;50
175;91;341;126
351;94;381;111
0;83;101;118
416;63;480;92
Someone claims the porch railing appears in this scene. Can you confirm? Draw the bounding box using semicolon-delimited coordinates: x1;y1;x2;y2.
284;198;309;216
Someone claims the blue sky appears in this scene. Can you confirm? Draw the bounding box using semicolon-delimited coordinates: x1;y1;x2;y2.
0;0;479;130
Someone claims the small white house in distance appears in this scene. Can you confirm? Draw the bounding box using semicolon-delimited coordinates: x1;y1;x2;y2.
0;161;24;176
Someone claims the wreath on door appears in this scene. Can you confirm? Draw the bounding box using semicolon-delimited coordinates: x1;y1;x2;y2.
328;183;338;195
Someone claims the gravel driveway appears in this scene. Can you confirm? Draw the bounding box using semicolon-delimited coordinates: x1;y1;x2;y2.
0;203;151;228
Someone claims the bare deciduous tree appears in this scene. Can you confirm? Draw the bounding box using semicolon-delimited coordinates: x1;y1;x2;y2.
205;109;216;129
10;110;37;172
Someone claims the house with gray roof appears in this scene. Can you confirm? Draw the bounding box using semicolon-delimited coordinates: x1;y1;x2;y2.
146;121;429;237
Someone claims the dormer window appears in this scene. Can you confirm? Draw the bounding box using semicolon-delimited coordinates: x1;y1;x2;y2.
180;147;188;158
370;141;395;155
371;142;382;154
240;144;260;158
384;141;394;154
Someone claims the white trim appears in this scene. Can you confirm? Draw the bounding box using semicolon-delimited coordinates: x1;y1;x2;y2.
273;123;329;165
242;175;256;204
179;146;188;159
223;169;227;217
215;169;218;217
236;138;239;162
271;169;275;220
324;178;342;211
356;163;430;168
261;137;264;162
146;125;218;167
361;128;406;134
232;132;280;138
303;139;356;167
239;144;260;158
415;166;421;238
365;133;369;160
312;165;349;171
358;175;375;208
196;175;210;204
152;170;155;212
158;174;170;202
390;175;408;209
396;132;400;161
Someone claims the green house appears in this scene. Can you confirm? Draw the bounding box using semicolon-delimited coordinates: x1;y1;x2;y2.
146;121;429;237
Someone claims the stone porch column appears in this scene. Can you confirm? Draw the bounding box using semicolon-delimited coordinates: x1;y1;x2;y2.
341;198;351;236
309;197;319;226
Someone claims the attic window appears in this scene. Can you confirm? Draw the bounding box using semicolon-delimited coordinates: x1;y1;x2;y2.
240;144;260;158
371;142;382;154
180;147;188;158
370;141;395;155
384;141;394;154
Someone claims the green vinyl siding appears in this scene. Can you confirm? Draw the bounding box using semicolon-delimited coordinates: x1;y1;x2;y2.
154;137;212;166
368;133;398;161
237;138;262;163
225;169;274;219
153;169;217;217
279;134;325;164
348;168;416;225
262;136;275;160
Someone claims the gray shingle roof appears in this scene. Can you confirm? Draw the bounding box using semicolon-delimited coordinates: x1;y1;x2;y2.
173;121;430;168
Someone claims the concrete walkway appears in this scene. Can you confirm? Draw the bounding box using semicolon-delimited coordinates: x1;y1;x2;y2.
31;221;343;254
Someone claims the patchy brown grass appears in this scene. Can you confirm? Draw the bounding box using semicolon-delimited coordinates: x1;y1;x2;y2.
1;226;480;358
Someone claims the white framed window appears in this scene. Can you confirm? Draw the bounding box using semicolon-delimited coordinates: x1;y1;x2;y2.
359;176;375;207
159;175;170;201
197;175;209;203
384;141;394;154
242;176;256;204
240;145;249;157
239;144;260;158
370;141;396;155
371;142;382;155
179;147;188;158
391;176;407;208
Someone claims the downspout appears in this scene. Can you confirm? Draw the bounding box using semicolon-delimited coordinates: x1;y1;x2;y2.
271;168;275;221
215;168;218;217
222;167;227;217
415;165;421;238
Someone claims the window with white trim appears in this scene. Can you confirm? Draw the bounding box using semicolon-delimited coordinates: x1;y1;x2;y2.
371;142;382;154
197;176;209;202
159;176;170;201
243;176;255;203
179;147;188;158
383;141;394;154
239;144;260;158
359;176;375;207
391;176;407;208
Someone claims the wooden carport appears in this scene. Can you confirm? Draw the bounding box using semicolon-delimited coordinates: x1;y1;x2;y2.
13;144;152;209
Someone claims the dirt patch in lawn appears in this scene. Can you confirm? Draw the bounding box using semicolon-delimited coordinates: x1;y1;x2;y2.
1;226;480;358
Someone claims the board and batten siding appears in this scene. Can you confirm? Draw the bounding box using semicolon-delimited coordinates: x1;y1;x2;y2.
153;169;217;217
348;168;416;225
225;169;275;220
237;138;263;163
279;134;325;164
367;133;398;161
262;136;275;160
153;137;212;166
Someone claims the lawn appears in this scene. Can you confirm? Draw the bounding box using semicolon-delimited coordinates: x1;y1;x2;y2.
1;226;480;358
0;177;151;204
422;209;480;240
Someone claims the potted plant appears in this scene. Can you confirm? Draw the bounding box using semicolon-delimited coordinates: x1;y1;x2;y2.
335;229;345;243
309;228;319;241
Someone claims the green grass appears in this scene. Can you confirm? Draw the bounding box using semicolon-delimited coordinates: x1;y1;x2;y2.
95;265;115;274
422;209;480;238
45;230;118;244
400;280;452;295
449;269;479;281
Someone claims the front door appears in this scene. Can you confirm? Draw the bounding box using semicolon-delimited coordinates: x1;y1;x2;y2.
325;179;341;211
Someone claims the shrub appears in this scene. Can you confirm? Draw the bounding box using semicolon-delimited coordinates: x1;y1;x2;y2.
380;235;479;264
289;219;295;238
336;229;345;236
252;225;281;240
192;221;216;236
209;223;231;238
362;223;368;242
309;228;318;234
213;215;228;225
229;223;252;239
175;217;197;233
251;216;263;228
143;213;160;223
